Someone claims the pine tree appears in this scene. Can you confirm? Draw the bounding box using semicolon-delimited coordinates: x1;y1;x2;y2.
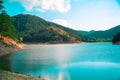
0;0;4;12
0;0;18;39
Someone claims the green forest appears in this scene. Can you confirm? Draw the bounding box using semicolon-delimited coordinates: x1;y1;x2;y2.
12;14;96;43
0;0;17;39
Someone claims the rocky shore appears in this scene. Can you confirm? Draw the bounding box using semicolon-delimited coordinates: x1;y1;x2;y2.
0;70;43;80
0;36;25;56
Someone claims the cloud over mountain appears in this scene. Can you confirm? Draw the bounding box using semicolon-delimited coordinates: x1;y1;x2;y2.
11;0;71;13
53;19;76;29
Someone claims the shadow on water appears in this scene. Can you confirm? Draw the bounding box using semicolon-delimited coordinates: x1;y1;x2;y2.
0;55;12;71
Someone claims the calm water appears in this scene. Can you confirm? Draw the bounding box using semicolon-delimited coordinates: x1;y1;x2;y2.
0;43;120;80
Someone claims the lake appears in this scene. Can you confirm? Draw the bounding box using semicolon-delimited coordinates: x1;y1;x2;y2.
0;43;120;80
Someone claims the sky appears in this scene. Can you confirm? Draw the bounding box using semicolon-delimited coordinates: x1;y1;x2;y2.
3;0;120;31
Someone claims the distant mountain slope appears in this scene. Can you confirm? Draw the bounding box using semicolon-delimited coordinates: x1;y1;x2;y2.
12;14;95;43
23;26;80;43
79;25;120;42
78;30;95;35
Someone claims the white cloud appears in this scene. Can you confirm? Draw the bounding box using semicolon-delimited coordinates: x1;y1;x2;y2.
52;19;76;29
11;0;71;13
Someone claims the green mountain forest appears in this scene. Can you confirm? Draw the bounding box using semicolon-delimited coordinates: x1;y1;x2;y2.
79;25;120;42
0;11;120;43
12;14;96;43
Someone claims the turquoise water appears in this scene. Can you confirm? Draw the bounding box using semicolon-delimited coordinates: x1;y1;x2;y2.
1;43;120;80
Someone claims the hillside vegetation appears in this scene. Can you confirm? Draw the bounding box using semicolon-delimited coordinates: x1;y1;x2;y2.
0;11;18;39
79;25;120;42
12;14;96;43
23;26;81;43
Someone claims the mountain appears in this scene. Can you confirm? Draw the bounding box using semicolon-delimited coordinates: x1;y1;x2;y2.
79;25;120;42
23;26;80;43
12;14;96;43
112;32;120;44
78;30;96;35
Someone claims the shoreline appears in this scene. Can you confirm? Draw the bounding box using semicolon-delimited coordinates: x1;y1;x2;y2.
0;70;43;80
25;42;112;45
0;43;44;80
0;42;26;57
0;36;26;56
24;41;84;45
0;48;25;57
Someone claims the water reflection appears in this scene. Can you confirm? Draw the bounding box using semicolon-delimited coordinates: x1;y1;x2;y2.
41;61;120;80
41;67;71;80
54;45;71;64
57;71;71;80
0;55;11;71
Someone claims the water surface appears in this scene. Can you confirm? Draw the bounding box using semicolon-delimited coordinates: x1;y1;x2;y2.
0;43;120;80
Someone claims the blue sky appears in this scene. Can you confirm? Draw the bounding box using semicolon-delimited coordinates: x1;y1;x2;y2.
3;0;120;31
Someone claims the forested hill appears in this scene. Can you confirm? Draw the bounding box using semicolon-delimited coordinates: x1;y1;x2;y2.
12;14;95;43
79;25;120;42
